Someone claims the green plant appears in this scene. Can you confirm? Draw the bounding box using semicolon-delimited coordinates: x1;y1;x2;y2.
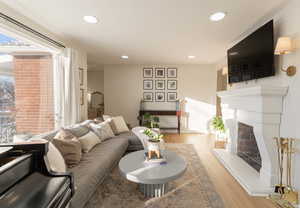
143;129;164;142
143;113;160;128
211;116;226;133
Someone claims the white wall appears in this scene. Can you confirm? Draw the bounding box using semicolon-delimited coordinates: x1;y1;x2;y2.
87;70;104;93
216;0;300;190
104;64;216;132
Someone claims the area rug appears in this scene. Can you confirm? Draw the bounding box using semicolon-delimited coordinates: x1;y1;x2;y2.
84;144;224;208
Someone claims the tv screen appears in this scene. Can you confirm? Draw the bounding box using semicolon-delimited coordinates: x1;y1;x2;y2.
227;20;275;84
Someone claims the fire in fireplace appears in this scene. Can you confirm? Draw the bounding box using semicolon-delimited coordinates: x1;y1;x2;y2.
237;122;262;172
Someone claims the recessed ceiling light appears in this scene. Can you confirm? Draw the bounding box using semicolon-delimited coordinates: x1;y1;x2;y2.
188;55;196;59
209;12;226;22
121;55;129;59
83;16;98;24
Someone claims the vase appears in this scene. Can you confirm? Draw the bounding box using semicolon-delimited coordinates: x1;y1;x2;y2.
147;139;161;159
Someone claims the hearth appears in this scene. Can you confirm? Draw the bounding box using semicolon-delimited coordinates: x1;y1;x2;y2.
237;122;262;172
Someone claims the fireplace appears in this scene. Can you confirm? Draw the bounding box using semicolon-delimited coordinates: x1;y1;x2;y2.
237;122;262;172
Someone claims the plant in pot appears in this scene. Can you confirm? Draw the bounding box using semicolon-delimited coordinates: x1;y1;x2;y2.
143;113;160;129
143;129;164;159
211;116;227;148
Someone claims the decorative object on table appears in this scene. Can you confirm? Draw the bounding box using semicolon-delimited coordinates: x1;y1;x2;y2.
143;92;153;102
167;68;177;78
268;137;298;208
142;113;159;128
80;89;84;105
143;80;153;90
211;116;227;149
167;92;177;102
79;68;84;86
167;80;177;90
143;129;164;160
155;68;165;78
275;37;297;77
143;67;153;78
155;92;165;102
155;80;165;90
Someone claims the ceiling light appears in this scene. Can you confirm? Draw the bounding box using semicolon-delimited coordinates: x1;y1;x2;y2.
188;55;196;59
83;16;98;24
210;12;226;22
121;55;129;59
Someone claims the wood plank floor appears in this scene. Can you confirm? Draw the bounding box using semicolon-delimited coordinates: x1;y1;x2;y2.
164;133;277;208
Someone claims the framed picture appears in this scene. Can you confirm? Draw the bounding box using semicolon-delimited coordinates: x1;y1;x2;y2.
155;92;165;102
167;80;177;90
167;92;177;102
167;68;177;78
155;68;165;78
155;80;165;90
143;80;153;90
80;89;84;105
79;68;84;86
143;92;153;102
143;68;153;78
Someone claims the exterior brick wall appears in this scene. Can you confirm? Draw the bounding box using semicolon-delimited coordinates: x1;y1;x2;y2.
13;55;54;134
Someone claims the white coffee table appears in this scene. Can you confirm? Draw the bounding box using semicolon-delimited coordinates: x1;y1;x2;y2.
118;150;187;197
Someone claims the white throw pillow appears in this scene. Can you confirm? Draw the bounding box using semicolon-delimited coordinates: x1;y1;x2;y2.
78;131;101;153
30;138;66;173
111;116;129;134
90;122;115;141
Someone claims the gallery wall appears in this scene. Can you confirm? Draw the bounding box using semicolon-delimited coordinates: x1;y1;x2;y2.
103;64;216;132
215;0;300;190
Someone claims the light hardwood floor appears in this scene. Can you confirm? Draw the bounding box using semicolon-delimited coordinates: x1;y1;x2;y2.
164;133;277;208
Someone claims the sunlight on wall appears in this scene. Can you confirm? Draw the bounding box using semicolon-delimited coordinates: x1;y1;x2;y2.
183;97;215;133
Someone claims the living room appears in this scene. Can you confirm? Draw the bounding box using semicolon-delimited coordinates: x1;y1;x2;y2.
0;0;299;208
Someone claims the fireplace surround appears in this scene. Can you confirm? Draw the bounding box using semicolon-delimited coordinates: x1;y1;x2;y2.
214;85;288;196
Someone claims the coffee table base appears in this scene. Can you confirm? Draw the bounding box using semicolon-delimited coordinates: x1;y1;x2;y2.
139;183;168;197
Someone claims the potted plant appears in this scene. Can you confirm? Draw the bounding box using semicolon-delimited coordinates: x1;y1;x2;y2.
142;113;160;129
211;116;227;149
143;129;164;159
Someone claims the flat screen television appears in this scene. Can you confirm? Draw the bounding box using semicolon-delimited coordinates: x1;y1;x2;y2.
227;20;275;84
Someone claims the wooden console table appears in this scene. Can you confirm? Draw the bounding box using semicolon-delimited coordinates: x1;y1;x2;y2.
139;110;181;134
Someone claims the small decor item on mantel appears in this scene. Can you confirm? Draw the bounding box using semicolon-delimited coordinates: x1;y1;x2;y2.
143;129;166;165
268;137;298;208
211;116;227;149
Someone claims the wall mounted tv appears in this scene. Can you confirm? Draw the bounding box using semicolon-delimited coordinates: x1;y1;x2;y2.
227;20;275;84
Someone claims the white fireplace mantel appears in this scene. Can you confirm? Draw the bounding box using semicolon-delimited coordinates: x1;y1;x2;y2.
214;85;288;196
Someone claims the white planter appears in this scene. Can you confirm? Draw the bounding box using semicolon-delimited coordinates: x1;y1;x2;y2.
147;140;161;159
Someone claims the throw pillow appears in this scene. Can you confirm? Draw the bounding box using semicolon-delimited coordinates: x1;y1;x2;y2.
111;116;130;134
89;122;115;142
65;125;90;138
54;128;76;140
78;131;101;153
30;138;67;172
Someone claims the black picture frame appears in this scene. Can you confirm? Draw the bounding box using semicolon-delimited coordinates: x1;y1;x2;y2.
167;68;177;78
143;68;153;78
167;80;177;90
143;80;153;90
155;68;165;78
155;92;165;102
167;92;177;102
155;80;165;90
143;92;153;102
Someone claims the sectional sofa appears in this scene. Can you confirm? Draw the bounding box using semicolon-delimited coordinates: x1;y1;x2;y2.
34;122;143;208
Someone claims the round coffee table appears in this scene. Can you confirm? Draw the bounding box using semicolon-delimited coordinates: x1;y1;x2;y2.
118;150;187;197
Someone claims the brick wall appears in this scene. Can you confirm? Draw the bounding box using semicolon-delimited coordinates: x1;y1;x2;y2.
13;55;54;134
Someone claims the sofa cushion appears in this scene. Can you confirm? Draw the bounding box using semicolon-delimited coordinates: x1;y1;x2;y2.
69;138;129;208
113;131;144;151
66;125;90;138
77;131;101;153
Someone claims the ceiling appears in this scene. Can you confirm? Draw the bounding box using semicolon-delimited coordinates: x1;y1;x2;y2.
0;0;287;68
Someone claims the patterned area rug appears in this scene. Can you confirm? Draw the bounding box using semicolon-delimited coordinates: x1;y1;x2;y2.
84;144;224;208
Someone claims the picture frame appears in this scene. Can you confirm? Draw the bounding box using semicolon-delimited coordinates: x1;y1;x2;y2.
79;68;84;86
143;80;153;90
155;80;165;90
167;80;177;90
143;92;153;102
167;92;177;102
143;68;153;78
80;89;84;105
155;68;165;78
155;92;165;102
167;68;177;78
